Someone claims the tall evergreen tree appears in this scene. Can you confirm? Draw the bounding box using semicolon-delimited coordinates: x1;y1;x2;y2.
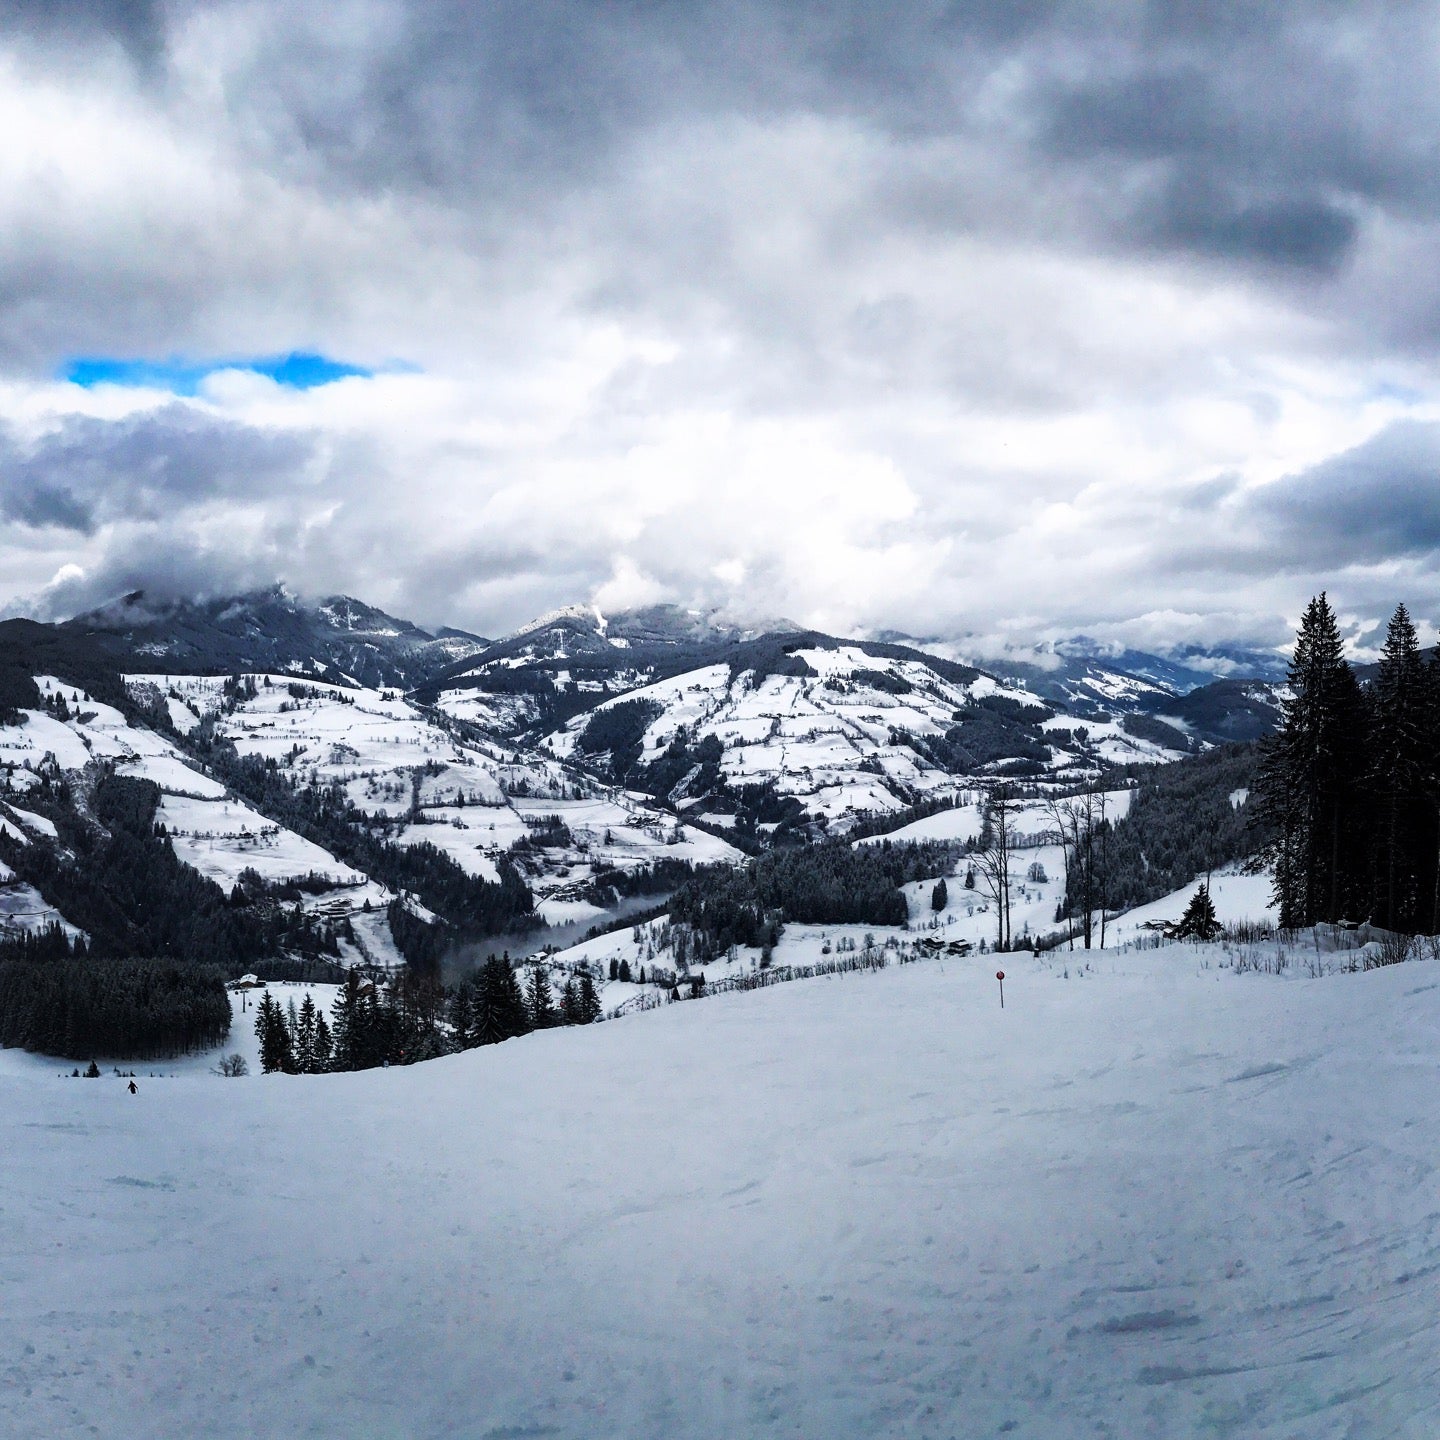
295;992;319;1073
1255;594;1367;926
329;970;363;1071
473;956;531;1044
578;971;602;1024
560;976;581;1025
449;978;476;1050
312;1010;334;1072
255;991;294;1074
1369;604;1430;929
526;963;556;1030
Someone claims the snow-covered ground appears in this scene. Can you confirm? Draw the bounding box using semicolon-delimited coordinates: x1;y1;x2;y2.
542;646;1185;826
135;674;743;908
1105;868;1279;943
5;941;1439;1439
853;788;1133;849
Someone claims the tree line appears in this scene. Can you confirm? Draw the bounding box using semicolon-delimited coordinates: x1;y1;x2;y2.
0;928;230;1060
253;958;603;1074
181;727;537;964
663;838;950;961
1255;594;1440;932
1060;745;1265;928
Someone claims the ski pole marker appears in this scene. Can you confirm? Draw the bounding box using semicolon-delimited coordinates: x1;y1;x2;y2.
996;970;1005;1008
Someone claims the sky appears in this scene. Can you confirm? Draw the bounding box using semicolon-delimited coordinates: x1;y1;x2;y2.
3;1;1440;662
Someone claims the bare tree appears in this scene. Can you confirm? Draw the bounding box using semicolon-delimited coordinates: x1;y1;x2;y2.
973;784;1015;951
1048;783;1109;949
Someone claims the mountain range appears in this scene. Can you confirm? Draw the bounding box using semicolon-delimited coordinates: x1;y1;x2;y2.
0;583;1286;971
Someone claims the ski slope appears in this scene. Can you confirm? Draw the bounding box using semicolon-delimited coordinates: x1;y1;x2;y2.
5;943;1438;1439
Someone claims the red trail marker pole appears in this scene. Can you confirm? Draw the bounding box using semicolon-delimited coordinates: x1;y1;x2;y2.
996;970;1005;1009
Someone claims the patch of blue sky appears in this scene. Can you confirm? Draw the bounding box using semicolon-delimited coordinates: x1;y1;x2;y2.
1366;379;1428;406
60;351;408;394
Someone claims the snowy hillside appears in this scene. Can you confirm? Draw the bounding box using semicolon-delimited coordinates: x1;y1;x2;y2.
137;673;742;926
5;940;1438;1438
542;644;1183;827
1;676;408;965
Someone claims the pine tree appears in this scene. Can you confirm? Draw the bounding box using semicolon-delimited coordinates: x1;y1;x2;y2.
255;991;294;1074
473;957;531;1044
329;971;363;1071
1255;594;1367;926
578;971;602;1023
560;976;580;1025
312;1010;333;1072
1369;604;1429;929
931;878;948;912
526;963;556;1030
295;993;318;1073
449;979;476;1050
1168;883;1219;941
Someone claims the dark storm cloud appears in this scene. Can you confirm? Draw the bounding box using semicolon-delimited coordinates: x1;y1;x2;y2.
1;480;93;532
0;0;165;68
0;408;319;530
204;2;1087;205
1245;421;1440;568
1143;179;1358;273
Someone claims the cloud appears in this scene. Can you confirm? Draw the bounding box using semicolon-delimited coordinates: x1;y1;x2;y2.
1245;420;1440;567
0;0;165;70
5;4;1440;652
0;406;321;530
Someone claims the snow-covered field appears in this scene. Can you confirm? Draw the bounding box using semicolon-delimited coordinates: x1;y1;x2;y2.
5;941;1439;1439
1106;869;1280;943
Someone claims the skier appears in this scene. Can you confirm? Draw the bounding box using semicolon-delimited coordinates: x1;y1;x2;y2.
127;1080;137;1095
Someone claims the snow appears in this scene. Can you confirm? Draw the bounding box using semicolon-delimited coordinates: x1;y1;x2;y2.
5;943;1440;1437
157;793;368;888
535;895;608;927
0;682;392;942
854;798;988;845
0;984;341;1081
543;644;1179;830
0;876;83;938
4;805;58;839
1106;869;1279;943
543;653;986;822
135;674;740;906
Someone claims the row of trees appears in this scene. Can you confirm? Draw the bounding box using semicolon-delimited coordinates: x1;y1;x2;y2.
665;839;929;961
1256;595;1440;932
0;933;231;1061
253;958;604;1074
183;726;537;961
965;743;1264;951
1056;745;1264;937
